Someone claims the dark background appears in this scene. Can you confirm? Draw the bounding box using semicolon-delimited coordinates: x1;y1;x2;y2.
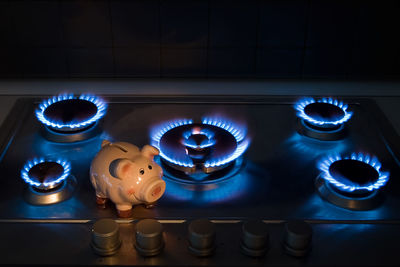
0;0;399;79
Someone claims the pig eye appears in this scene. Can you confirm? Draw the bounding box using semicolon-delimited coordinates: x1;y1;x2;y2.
148;165;152;170
139;169;144;175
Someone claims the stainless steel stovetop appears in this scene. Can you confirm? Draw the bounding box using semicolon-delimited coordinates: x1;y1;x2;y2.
0;95;399;266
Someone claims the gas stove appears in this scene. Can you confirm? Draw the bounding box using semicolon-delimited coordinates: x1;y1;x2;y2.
0;95;399;266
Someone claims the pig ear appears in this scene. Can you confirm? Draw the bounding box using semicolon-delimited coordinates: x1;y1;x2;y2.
101;140;111;148
141;145;159;160
109;159;135;179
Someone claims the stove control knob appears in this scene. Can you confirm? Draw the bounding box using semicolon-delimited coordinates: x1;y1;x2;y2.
283;220;312;257
135;219;164;257
188;219;216;257
240;220;269;257
91;218;122;256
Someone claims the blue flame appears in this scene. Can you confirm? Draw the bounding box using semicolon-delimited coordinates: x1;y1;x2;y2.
202;117;249;168
151;117;250;169
21;158;71;188
151;119;195;167
202;117;246;142
182;128;216;149
35;93;107;129
295;97;353;126
318;153;389;192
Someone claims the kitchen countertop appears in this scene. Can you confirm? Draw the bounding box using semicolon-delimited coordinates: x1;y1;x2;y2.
0;79;399;135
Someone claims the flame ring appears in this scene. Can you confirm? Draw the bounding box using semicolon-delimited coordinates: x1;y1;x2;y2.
21;158;71;188
295;97;353;126
35;93;107;130
150;118;249;169
318;153;389;192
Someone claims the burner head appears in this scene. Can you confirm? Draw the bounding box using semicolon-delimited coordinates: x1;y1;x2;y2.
316;153;390;210
21;158;71;190
36;94;107;133
43;99;98;132
295;97;352;141
329;159;379;192
151;118;250;176
303;102;345;130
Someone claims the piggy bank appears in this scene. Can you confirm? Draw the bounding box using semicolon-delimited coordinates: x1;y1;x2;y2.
90;140;166;218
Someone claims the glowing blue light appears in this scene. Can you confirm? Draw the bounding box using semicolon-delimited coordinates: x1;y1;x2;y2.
35;93;107;129
286;133;348;159
151;117;250;169
295;97;353;126
204;138;250;168
202;117;249;168
318;153;389;192
202;117;246;142
182;128;216;149
21;158;71;188
151;119;195;167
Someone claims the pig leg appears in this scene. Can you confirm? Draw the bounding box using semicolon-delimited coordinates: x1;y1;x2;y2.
96;195;108;208
116;204;133;218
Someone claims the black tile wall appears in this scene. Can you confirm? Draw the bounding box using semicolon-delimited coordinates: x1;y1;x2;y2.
161;48;207;77
3;1;62;47
209;0;258;48
111;0;160;47
0;0;399;78
256;48;302;78
114;47;160;77
160;0;208;48
258;0;307;48
23;47;67;77
208;47;255;77
303;47;351;78
349;0;400;78
61;0;112;47
68;48;113;77
0;48;23;78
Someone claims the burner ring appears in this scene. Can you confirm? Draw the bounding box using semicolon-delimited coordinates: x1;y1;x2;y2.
21;158;71;190
36;94;107;132
315;174;383;211
151;118;250;175
297;119;347;141
295;97;353;128
318;153;389;193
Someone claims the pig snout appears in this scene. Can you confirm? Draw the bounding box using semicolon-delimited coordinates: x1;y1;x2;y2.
136;177;166;203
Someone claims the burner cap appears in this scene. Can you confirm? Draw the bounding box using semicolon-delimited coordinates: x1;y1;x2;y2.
329;159;379;189
43;99;98;131
28;162;64;188
295;98;352;141
151;118;249;175
303;102;345;129
318;153;389;193
36;94;107;133
21;158;71;190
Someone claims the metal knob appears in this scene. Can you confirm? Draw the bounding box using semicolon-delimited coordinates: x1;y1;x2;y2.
135;219;164;257
240;220;269;257
188;219;216;257
284;220;312;257
91;218;121;256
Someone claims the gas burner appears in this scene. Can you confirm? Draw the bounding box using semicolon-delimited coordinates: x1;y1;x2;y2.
21;158;76;205
316;153;390;210
295;97;353;141
36;93;107;143
151;117;250;177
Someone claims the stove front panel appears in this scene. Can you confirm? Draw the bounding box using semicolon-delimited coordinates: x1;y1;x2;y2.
0;96;399;221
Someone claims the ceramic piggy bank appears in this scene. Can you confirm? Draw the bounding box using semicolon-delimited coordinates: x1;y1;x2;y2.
90;140;166;218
